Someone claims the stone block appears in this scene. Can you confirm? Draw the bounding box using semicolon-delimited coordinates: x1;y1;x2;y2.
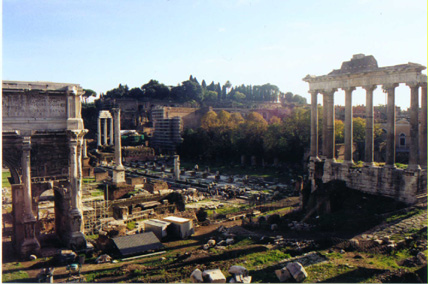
275;267;292;282
190;268;204;283
286;262;308;282
202;269;226;283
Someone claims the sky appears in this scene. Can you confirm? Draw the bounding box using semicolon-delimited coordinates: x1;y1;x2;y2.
2;0;427;109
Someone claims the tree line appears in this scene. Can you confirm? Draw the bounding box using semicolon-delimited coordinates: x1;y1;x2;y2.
97;75;307;106
178;107;386;165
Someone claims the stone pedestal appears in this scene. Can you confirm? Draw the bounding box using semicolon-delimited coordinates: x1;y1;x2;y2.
20;216;41;258
67;209;87;250
113;168;126;184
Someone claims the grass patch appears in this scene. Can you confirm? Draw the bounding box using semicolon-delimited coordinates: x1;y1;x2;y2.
2;270;29;282
238;249;291;269
207;204;251;217
2;171;11;187
91;188;105;197
83;177;96;184
385;208;423;223
127;221;136;230
305;263;358;283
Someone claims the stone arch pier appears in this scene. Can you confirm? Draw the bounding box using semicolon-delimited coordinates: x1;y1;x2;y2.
2;81;88;257
303;54;427;204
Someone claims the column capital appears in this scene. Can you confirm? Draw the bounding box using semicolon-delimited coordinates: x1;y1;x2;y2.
21;136;32;150
382;83;399;92
342;87;356;93
406;81;420;88
320;88;337;95
362;85;377;92
308;89;319;95
421;82;427;88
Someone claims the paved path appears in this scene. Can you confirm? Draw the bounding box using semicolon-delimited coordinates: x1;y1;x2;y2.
359;211;427;240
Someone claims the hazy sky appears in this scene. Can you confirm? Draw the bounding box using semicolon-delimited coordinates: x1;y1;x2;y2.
2;0;427;108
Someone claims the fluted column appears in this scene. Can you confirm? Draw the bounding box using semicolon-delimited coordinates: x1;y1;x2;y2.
344;87;355;164
68;133;79;209
420;83;427;168
363;85;376;166
109;117;114;145
321;89;336;160
322;92;328;158
310;90;320;161
103;118;108;145
407;82;420;170
97;117;101;147
21;136;34;220
383;83;398;168
20;135;41;256
83;139;88;158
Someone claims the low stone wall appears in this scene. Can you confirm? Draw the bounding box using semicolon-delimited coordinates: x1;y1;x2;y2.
320;161;426;204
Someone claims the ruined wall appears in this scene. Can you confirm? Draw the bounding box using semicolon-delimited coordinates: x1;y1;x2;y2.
321;161;426;204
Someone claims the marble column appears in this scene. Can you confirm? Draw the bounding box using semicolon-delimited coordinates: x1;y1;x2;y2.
420;83;427;168
344;87;355;164
68;134;79;210
97;117;101;147
363;85;376;166
21;136;41;256
83;139;88;159
109;117;114;145
113;108;124;169
103;118;108;145
21;136;33;219
67;130;86;249
383;83;398;168
112;108;125;184
407;82;420;170
310;90;320;161
322;92;328;158
324;89;336;160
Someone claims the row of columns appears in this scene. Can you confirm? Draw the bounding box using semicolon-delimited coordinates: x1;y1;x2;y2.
310;82;427;169
97;116;114;146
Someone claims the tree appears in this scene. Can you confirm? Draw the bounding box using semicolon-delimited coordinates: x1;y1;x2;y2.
83;89;96;99
217;110;232;129
232;91;246;101
335;120;344;143
269;116;281;125
230;112;245;126
105;84;129;98
203;90;218;101
141;80;170;100
201;111;218;130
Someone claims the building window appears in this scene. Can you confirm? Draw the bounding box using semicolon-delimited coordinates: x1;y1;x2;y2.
399;133;406;147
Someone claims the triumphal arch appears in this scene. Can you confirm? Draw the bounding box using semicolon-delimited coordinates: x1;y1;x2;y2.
303;54;427;204
2;81;87;257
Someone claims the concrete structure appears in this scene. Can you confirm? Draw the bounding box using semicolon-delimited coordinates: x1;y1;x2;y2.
152;114;183;153
143;219;171;240
2;81;88;257
97;110;113;147
303;54;427;204
162;216;194;239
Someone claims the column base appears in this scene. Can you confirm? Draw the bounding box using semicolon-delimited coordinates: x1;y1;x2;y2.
20;237;41;259
343;160;354;166
407;164;421;171
363;162;375;167
310;156;321;162
20;217;41;258
384;163;396;169
113;168;126;184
